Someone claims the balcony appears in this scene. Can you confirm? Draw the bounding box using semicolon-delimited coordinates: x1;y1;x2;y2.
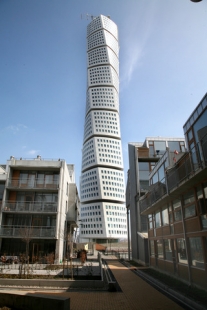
2;201;57;213
0;226;56;238
140;139;207;215
6;178;59;190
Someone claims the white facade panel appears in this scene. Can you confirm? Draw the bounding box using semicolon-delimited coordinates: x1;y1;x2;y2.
85;87;119;115
82;137;123;171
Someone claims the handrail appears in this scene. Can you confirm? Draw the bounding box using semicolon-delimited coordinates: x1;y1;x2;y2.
2;201;57;213
7;178;59;189
0;226;56;238
140;139;207;213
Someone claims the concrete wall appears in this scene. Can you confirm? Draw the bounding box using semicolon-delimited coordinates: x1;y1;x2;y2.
0;292;70;310
0;278;104;288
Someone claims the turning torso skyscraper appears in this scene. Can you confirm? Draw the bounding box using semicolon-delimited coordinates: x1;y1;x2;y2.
79;15;127;243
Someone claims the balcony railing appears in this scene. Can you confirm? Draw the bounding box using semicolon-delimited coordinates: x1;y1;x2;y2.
0;226;56;238
6;178;59;189
140;182;167;212
2;202;57;213
140;139;207;214
167;140;206;192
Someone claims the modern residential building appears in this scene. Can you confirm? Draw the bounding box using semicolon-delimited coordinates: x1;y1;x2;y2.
79;15;127;243
126;137;186;264
140;93;207;289
0;156;79;262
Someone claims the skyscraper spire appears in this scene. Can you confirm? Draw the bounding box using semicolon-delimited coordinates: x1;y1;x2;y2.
79;15;127;243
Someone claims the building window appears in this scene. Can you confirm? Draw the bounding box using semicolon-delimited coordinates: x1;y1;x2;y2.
155;211;161;228
177;238;187;264
173;199;182;222
162;206;169;226
164;239;172;261
183;191;196;218
156;240;163;258
148;214;153;229
200;182;207;229
168;141;185;153
150;240;155;256
184;204;196;218
189;237;204;269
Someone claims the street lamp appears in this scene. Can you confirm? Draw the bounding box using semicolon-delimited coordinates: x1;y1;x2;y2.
190;0;202;2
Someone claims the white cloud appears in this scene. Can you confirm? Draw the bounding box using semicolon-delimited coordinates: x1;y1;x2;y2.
0;123;27;135
120;1;159;87
27;149;40;155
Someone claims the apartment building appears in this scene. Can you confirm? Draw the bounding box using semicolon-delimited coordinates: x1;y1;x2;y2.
0;156;79;262
140;93;207;289
126;137;186;264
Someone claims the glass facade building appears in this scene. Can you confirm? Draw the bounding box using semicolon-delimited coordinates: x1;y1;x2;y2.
140;93;207;290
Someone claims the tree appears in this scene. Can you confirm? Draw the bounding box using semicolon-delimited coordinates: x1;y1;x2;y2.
19;226;33;263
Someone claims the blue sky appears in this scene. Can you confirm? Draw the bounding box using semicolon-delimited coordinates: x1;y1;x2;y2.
0;0;207;184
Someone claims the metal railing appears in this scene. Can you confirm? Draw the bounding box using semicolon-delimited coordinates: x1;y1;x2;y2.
2;202;57;213
7;178;59;189
105;249;131;260
140;138;207;213
140;182;167;212
0;226;56;238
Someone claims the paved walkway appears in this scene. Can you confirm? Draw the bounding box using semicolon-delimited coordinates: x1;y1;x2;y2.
3;258;183;310
63;259;183;310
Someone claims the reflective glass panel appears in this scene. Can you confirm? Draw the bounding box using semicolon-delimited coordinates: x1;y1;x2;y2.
164;239;173;261
150;240;155;256
154;141;166;155
156;240;163;258
168;141;180;152
183;191;195;205
155;211;161;228
189;237;204;269
177;238;187;264
162;207;169;225
184;204;196;218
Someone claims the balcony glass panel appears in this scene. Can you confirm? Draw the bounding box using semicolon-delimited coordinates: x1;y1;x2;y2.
193;109;207;145
158;164;165;183
0;226;56;238
152;172;158;185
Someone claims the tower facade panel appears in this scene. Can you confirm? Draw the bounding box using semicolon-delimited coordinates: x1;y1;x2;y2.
80;15;127;241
